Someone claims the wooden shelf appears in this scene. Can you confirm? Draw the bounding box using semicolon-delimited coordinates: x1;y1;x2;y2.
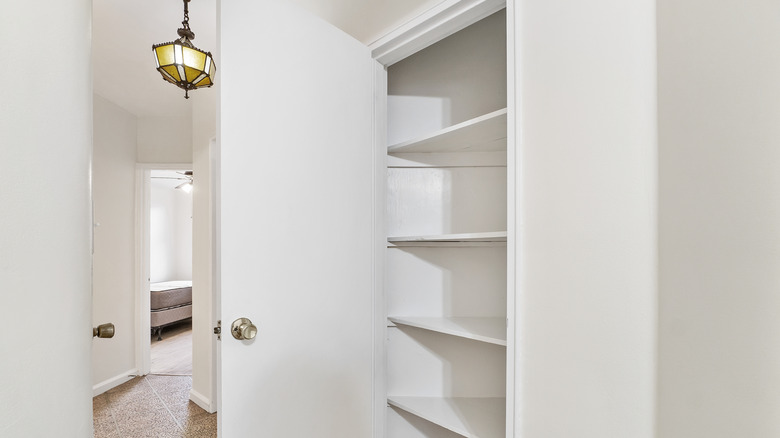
388;317;507;346
388;396;505;438
387;232;506;247
388;109;507;154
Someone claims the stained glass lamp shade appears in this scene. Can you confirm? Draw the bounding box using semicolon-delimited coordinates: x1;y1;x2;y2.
152;0;216;98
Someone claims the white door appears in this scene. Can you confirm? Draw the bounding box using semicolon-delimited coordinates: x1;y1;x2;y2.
220;1;379;436
0;0;93;436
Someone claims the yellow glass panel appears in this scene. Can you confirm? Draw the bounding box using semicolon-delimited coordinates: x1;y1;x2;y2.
184;66;201;83
158;68;177;84
162;65;181;82
182;47;207;70
154;44;175;66
195;76;212;87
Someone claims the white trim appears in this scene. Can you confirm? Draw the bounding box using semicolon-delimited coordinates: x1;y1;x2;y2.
93;369;138;397
135;162;192;170
135;167;151;376
505;0;518;436
190;387;216;414
371;62;387;438
210;136;222;418
369;0;505;67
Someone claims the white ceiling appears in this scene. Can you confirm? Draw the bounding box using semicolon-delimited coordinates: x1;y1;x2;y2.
93;0;216;118
92;0;443;118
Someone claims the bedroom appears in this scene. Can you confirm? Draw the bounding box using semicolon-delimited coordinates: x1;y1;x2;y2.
149;170;194;374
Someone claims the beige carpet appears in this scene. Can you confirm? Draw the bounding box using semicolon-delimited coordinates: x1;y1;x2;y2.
151;321;192;376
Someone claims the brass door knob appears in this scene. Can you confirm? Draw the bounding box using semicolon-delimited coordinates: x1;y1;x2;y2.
231;317;258;340
93;323;115;338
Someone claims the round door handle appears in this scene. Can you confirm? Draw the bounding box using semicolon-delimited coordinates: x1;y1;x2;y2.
93;323;115;338
231;317;257;340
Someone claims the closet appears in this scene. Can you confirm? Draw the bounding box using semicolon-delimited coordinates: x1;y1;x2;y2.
382;9;509;438
218;0;514;435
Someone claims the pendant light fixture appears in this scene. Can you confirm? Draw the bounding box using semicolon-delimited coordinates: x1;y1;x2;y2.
152;0;216;99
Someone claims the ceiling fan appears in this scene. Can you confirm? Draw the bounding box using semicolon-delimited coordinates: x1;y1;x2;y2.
151;171;194;193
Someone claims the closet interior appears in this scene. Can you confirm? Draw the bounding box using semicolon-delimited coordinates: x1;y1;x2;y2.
384;9;509;438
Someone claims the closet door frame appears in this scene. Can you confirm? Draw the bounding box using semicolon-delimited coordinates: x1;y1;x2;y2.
369;0;518;436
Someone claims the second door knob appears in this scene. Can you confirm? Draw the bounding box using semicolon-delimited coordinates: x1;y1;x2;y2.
231;317;257;340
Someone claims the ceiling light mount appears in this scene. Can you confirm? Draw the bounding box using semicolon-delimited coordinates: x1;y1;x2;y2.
177;0;196;40
152;0;216;99
175;170;194;193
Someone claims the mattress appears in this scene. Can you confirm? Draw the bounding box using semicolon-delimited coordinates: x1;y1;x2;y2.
150;280;191;292
150;281;192;310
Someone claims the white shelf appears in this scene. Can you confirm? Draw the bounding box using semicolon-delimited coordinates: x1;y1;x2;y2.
388;109;508;154
388;317;507;346
388;396;506;438
387;232;507;247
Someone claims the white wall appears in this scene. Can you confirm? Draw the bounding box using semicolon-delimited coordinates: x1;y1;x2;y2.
91;95;139;390
515;0;657;436
137;115;193;164
657;0;780;436
191;87;218;410
92;109;193;396
0;1;93;436
150;177;193;283
290;0;443;44
387;9;507;144
175;188;194;280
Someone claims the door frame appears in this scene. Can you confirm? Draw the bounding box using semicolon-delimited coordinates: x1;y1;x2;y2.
134;162;193;376
210;136;222;430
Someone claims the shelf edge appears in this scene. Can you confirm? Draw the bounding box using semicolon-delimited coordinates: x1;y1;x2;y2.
387;108;508;153
388;317;507;346
387;396;506;438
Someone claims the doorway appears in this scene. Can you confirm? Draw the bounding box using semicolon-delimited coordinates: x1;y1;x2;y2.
91;164;217;437
149;169;194;376
135;165;193;376
91;158;217;436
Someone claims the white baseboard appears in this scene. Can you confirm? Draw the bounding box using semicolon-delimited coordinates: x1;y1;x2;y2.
190;388;216;413
93;368;138;397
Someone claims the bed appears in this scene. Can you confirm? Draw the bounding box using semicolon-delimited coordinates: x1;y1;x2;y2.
150;281;192;341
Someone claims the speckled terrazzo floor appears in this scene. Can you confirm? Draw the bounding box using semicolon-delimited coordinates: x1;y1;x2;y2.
93;375;216;437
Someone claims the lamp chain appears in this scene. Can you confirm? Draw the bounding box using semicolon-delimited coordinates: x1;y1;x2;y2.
182;0;191;32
